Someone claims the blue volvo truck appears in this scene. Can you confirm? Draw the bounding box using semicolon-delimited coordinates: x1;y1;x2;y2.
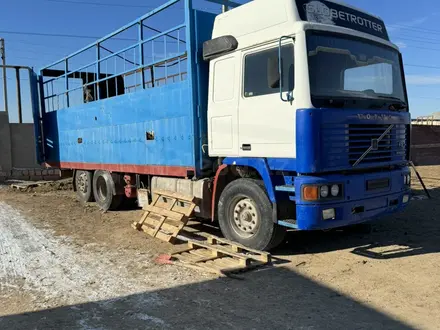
31;0;411;250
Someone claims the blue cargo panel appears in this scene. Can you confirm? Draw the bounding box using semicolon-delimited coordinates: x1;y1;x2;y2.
44;81;194;167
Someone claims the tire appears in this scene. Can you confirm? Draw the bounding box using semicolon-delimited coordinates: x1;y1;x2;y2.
267;225;287;251
92;170;124;211
75;170;94;203
218;179;286;251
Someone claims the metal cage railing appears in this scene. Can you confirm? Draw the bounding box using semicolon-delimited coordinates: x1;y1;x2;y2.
40;0;192;113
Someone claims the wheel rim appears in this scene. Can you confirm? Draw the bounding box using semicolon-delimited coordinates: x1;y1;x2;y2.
97;176;107;201
76;172;88;194
231;198;259;239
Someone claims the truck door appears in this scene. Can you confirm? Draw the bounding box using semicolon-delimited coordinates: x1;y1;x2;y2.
208;54;240;157
238;41;296;158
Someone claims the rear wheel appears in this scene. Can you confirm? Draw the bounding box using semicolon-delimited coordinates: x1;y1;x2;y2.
218;179;286;251
75;170;94;203
93;170;124;211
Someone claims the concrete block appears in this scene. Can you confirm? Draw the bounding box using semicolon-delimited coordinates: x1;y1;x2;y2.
43;176;61;181
42;170;49;176
11;170;24;178
0;171;9;182
47;169;61;177
12;176;30;181
30;176;44;181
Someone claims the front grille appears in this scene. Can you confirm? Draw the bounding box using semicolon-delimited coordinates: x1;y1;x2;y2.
348;124;394;165
322;123;408;169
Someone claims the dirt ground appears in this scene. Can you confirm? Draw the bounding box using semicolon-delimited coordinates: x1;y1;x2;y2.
0;166;440;329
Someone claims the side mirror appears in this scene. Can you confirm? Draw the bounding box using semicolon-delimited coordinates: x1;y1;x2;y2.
203;35;238;61
267;56;281;88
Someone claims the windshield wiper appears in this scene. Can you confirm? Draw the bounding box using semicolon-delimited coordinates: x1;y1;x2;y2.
313;96;347;108
313;95;408;111
368;103;388;110
374;96;408;111
390;103;407;111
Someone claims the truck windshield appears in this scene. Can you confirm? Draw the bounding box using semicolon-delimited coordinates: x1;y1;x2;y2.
307;31;407;110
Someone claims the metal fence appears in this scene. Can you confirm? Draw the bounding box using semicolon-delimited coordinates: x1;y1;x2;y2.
0;65;38;124
412;116;440;126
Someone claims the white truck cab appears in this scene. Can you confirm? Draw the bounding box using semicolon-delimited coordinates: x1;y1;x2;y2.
203;0;410;250
207;0;403;158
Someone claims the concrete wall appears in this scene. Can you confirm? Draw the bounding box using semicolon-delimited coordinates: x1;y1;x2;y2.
0;113;60;182
411;125;440;166
10;124;41;168
0;112;12;173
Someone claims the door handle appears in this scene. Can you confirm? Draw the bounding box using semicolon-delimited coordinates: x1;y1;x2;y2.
241;144;251;151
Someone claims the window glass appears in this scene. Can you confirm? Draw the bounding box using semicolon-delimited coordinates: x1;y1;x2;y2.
307;32;406;106
344;63;393;94
244;44;294;98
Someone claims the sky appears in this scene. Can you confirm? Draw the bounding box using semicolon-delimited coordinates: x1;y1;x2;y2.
0;0;439;122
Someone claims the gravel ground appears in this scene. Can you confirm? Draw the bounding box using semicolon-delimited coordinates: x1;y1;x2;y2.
0;166;439;329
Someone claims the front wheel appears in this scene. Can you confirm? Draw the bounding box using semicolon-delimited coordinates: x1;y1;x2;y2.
218;179;286;251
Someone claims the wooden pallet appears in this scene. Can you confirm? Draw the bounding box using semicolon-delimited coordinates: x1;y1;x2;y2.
171;235;272;275
10;179;59;191
132;190;196;243
9;178;72;191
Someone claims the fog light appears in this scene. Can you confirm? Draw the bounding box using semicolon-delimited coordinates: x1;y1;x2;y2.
403;195;410;204
322;208;336;220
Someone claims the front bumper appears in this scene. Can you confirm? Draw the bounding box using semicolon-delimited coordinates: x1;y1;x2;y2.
295;189;410;230
289;167;411;230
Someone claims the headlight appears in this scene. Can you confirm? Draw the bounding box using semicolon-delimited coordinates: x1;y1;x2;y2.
331;184;340;197
301;183;343;201
320;185;329;198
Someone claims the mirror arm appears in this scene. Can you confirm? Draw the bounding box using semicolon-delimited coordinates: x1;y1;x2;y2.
279;36;295;102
